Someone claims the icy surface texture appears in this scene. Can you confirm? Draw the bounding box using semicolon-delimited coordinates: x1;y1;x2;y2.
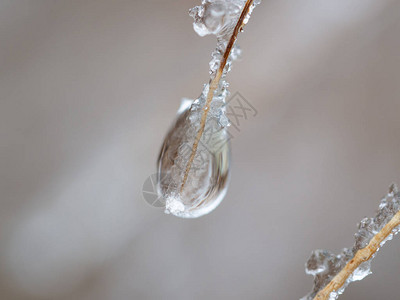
157;97;230;218
190;0;260;77
156;1;260;218
301;184;400;300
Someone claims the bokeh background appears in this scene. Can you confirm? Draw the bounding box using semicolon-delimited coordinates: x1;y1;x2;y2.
1;0;400;299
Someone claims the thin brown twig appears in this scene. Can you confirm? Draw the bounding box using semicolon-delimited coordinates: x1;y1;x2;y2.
313;210;400;300
180;0;254;193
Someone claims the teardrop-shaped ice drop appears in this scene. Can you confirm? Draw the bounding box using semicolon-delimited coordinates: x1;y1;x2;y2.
157;98;230;218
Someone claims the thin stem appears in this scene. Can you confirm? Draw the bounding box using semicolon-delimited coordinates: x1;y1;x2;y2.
313;210;400;300
180;0;254;193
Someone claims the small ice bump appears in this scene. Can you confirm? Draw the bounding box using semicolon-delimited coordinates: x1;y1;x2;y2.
350;261;372;281
165;197;185;215
190;1;246;38
305;249;329;275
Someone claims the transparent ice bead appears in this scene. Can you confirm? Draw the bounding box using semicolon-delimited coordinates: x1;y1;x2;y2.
157;99;230;218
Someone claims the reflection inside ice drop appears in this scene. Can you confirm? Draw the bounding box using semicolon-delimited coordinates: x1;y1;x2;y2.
157;98;230;218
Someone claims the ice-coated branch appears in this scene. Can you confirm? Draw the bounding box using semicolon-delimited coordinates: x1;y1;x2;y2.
314;209;400;299
302;185;400;300
158;0;260;218
180;0;259;192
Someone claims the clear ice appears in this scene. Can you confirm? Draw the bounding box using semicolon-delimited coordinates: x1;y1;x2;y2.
302;184;400;300
156;0;260;218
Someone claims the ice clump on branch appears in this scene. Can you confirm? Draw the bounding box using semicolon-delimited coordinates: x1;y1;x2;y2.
190;0;259;77
188;0;260;140
157;1;260;218
301;184;400;300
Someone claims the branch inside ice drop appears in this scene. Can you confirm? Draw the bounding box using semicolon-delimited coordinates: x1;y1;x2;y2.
180;0;255;193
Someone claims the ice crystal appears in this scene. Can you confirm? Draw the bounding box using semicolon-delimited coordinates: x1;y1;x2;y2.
157;0;260;218
190;0;259;78
302;184;400;300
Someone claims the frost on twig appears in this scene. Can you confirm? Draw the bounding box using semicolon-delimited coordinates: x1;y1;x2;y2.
158;0;260;218
179;0;260;192
302;184;400;300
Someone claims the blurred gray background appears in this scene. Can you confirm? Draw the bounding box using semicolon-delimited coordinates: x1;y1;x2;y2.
1;0;400;299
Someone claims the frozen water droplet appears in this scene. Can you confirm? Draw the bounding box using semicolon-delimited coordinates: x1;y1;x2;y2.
157;98;230;218
189;0;244;38
388;183;398;196
154;0;260;218
350;261;371;281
